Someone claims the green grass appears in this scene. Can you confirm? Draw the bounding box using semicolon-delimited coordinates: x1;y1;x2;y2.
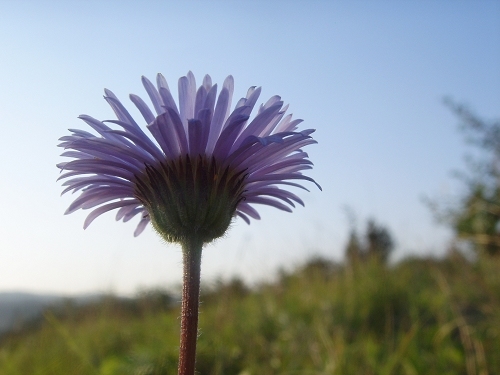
0;252;499;375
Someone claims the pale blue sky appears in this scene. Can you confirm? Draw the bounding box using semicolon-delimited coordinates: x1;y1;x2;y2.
1;1;499;295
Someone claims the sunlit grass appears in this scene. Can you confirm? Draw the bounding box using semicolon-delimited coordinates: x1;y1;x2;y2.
0;253;499;375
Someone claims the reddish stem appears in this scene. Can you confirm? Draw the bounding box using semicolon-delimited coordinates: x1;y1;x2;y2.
178;238;203;375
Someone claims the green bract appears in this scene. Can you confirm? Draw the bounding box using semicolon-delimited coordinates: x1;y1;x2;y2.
135;155;247;244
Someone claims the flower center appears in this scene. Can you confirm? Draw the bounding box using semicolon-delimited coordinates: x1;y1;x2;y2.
134;155;247;244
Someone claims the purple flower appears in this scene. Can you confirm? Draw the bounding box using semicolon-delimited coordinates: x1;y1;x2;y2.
58;72;320;243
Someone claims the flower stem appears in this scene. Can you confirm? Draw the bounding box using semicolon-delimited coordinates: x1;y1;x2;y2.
178;237;203;375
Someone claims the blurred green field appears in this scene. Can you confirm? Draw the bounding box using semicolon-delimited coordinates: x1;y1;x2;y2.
0;253;499;375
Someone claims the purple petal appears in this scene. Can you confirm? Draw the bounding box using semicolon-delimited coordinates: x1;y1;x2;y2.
275;118;303;134
247;173;322;191
244;196;293;212
206;86;230;154
246;187;305;207
167;108;189;156
104;93;140;129
60;160;137;181
202;74;212;91
141;76;163;115
237;202;261;219
194;84;207;118
188;119;203;156
65;188;135;214
156;73;171;91
236;211;251;224
148;112;180;158
178;72;196;130
159;87;179;114
103;127;164;162
156;74;179;115
246;179;311;192
231;102;283;152
61;177;133;195
134;215;150;237
197;108;212;154
129;94;155;124
123;207;143;222
204;84;217;118
237;136;317;173
84;200;139;229
212;110;250;160
116;204;140;221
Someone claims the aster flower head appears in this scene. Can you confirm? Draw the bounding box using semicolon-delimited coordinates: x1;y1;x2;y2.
58;72;320;244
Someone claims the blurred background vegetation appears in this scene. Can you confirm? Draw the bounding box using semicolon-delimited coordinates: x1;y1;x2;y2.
427;99;500;257
1;103;499;374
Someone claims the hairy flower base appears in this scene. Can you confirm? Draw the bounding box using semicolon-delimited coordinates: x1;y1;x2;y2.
134;154;247;243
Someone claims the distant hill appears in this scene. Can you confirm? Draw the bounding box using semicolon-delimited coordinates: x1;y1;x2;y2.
0;292;62;335
0;292;106;337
